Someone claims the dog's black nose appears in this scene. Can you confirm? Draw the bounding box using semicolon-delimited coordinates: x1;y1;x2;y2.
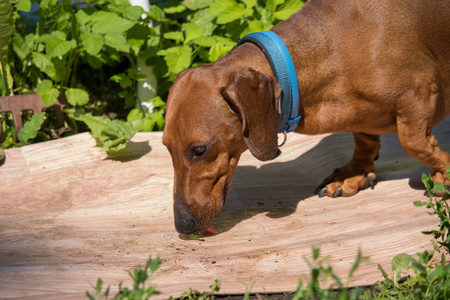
174;202;197;234
175;217;197;234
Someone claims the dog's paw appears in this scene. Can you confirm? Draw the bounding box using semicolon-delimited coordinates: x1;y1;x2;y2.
315;168;376;198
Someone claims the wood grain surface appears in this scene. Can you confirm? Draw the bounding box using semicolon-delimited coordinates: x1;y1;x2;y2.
1;118;449;299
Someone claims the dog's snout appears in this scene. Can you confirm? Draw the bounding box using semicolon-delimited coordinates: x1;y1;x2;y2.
174;203;197;234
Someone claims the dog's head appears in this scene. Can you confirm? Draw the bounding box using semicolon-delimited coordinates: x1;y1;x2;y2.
163;64;282;234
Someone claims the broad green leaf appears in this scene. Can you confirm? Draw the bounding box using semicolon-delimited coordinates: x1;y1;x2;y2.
80;32;103;55
422;173;434;192
91;11;135;34
12;33;34;60
149;96;166;109
75;10;91;26
413;201;427;207
110;73;133;88
148;5;166;22
274;0;304;20
104;32;130;53
39;31;76;57
157;46;183;56
36;80;59;105
32;52;57;79
391;253;411;273
182;0;212;10
52;58;66;83
434;182;446;193
209;0;236;16
71;111;109;139
100;120;140;152
214;36;236;47
73;110;140;152
142;115;156;132
102;119;137;140
163;31;184;42
126;108;144;128
15;0;31;12
154;110;165;130
66;88;89;106
138;48;158;59
216;4;251;24
183;23;203;44
126;23;151;41
267;0;285;12
164;46;192;74
193;36;217;47
240;20;264;37
18;112;46;145
242;0;256;9
192;9;216;36
208;43;233;62
148;257;162;273
117;6;144;21
164;5;186;14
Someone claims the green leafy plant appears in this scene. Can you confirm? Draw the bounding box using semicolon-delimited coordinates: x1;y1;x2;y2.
372;168;450;299
17;111;46;145
87;257;162;300
2;0;305;151
174;279;221;300
414;166;450;253
87;257;222;300
0;0;14;96
67;109;141;152
375;249;450;299
146;0;305;98
1;0;152;151
290;247;367;300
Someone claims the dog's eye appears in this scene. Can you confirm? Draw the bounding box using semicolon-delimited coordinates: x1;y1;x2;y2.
192;145;207;157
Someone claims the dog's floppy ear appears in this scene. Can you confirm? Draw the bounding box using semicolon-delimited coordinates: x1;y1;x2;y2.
222;67;282;161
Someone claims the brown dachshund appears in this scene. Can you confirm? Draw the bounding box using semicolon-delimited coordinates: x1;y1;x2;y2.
163;0;450;234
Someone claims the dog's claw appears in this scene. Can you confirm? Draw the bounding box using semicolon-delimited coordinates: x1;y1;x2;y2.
363;176;376;190
332;188;343;198
318;187;328;198
369;177;376;189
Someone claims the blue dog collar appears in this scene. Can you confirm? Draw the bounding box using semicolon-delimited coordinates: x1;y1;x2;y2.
237;31;301;134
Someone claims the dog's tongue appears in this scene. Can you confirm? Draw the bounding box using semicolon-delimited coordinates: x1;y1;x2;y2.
204;224;218;235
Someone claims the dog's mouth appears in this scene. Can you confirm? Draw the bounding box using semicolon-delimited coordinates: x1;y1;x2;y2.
199;179;229;236
176;177;230;238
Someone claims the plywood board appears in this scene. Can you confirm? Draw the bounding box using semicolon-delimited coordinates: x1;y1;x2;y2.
1;118;449;299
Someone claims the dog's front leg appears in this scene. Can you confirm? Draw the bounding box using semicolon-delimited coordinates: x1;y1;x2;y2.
316;133;380;198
